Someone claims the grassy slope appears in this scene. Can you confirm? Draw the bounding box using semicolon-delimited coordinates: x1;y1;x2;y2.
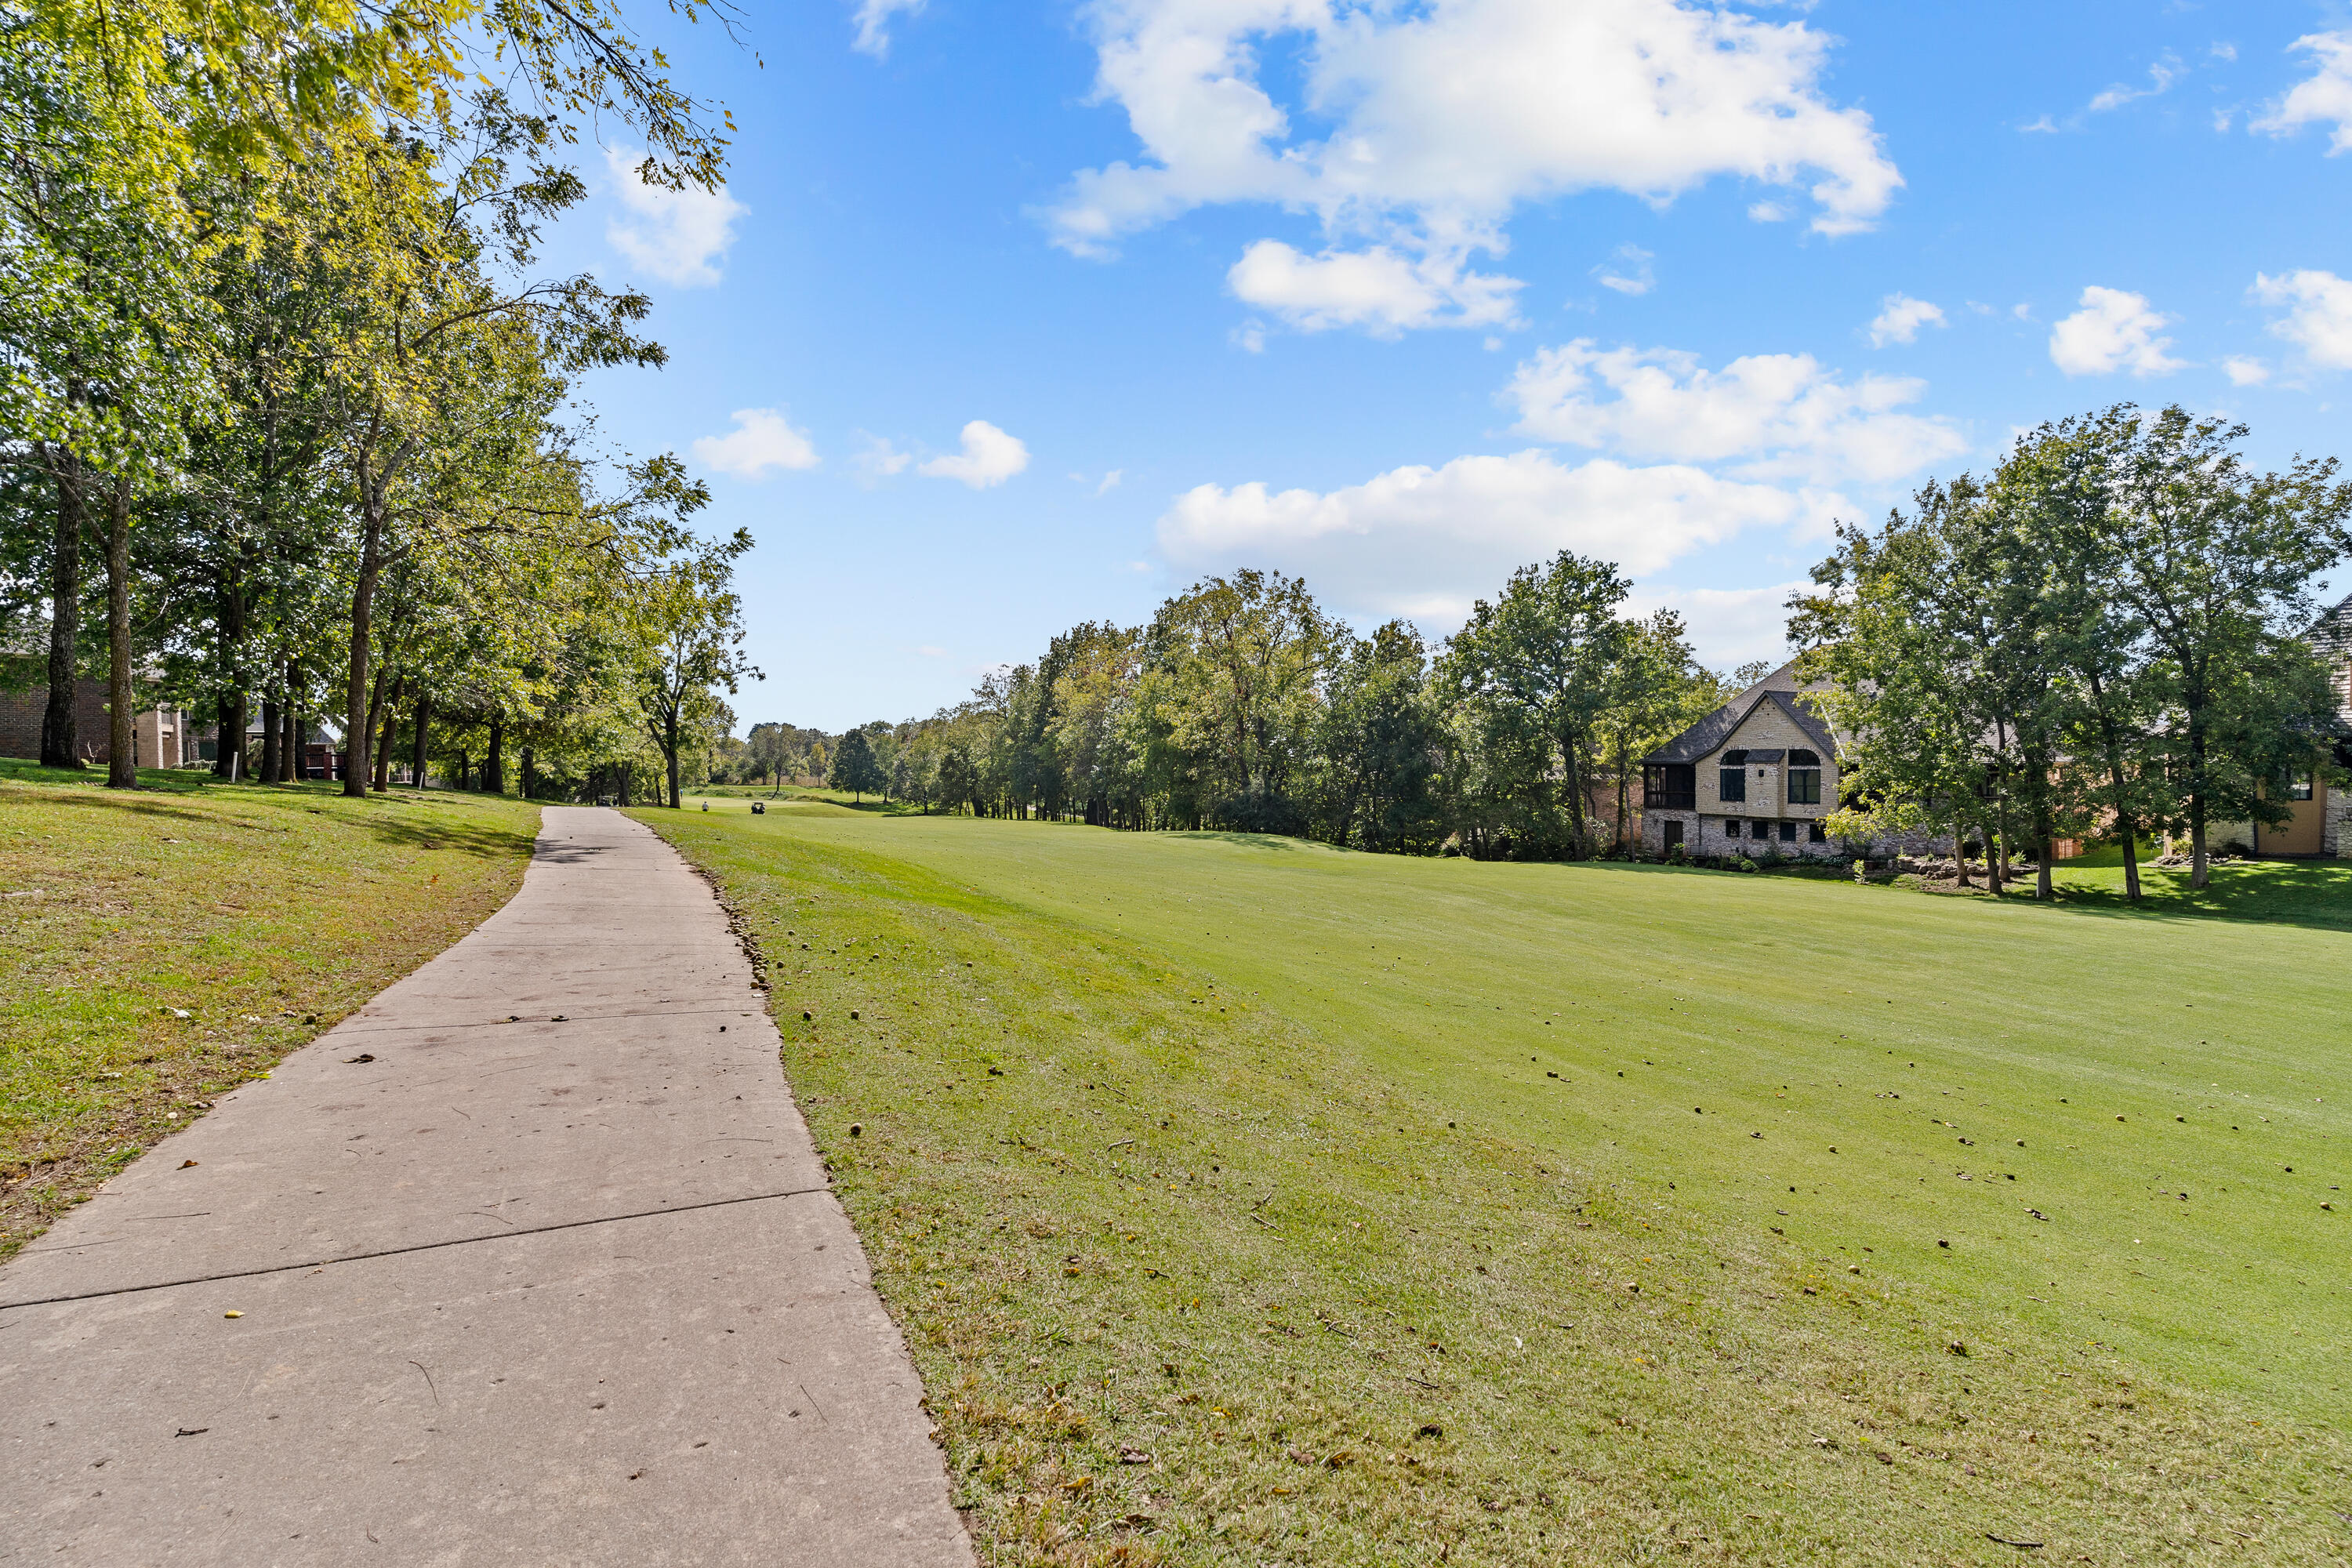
649;803;2352;1566
0;763;539;1256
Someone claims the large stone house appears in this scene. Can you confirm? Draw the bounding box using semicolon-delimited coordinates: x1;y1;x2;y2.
1639;662;1852;861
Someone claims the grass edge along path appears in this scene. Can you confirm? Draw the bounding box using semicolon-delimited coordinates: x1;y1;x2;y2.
1;768;539;1259
645;810;2352;1568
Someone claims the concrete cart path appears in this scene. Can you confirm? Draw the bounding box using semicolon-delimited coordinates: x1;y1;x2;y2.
0;807;971;1566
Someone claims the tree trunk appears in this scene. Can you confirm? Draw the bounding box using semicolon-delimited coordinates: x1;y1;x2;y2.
1952;815;1971;888
360;665;387;789
103;475;135;790
1613;735;1631;850
520;745;535;800
260;695;280;782
666;713;682;808
280;660;300;782
2026;741;2056;902
343;472;384;799
212;554;248;782
41;446;84;768
2187;714;2209;890
485;718;504;795
373;687;398;792
2087;673;2141;902
410;691;431;788
1560;731;1588;859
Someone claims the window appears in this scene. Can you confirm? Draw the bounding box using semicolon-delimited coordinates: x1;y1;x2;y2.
1724;819;1740;838
1644;763;1696;809
1754;821;1774;840
1779;821;1798;843
1718;749;1748;803
1808;822;1827;843
2288;773;2315;801
1788;748;1821;805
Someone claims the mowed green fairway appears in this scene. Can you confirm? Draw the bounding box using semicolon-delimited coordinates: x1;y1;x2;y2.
652;804;2351;1565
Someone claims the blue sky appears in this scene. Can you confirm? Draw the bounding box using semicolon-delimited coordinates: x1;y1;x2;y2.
547;0;2352;731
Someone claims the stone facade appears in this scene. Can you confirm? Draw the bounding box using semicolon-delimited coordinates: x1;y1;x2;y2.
1639;662;1952;863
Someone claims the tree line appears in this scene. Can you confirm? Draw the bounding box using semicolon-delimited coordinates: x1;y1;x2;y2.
1;0;755;804
754;558;1751;860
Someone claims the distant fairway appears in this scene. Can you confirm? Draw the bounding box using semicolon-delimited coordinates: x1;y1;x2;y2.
653;803;2351;1564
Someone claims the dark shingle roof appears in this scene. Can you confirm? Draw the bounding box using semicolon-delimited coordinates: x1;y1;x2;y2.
2312;592;2352;656
1643;689;1839;766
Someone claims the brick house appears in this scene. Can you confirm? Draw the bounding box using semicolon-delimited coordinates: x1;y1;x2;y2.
1639;662;1850;860
0;662;192;768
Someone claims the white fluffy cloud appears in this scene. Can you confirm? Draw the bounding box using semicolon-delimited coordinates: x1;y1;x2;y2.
2253;32;2352;154
1156;450;1832;624
1227;240;1519;332
1629;581;1809;670
1504;340;1967;485
918;420;1031;488
1051;0;1899;335
850;0;925;57
1867;293;1947;347
604;146;746;288
2221;355;2272;387
2253;269;2352;368
691;409;819;478
2048;286;2183;377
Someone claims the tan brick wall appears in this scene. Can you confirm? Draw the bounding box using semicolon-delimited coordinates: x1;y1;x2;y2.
1695;703;1836;819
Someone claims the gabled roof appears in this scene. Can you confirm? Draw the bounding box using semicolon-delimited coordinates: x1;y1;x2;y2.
2312;592;2352;658
1643;688;1840;766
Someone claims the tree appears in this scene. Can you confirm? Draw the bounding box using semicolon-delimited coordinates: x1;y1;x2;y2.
627;529;757;808
746;721;789;791
1793;487;2011;880
1441;552;1632;860
829;728;883;801
1134;570;1331;833
2099;408;2349;887
1597;611;1708;850
1312;622;1443;851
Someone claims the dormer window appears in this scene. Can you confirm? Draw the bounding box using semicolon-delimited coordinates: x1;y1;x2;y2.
1788;748;1821;805
1719;749;1748;803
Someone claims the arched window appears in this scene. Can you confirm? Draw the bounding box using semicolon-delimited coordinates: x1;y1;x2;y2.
1718;749;1748;803
1788;748;1822;804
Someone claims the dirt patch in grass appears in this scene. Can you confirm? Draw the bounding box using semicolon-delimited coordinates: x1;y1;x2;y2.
0;768;537;1258
650;811;2352;1567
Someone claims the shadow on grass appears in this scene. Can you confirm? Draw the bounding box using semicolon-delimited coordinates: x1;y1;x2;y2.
0;760;217;794
1163;829;1312;851
3;766;535;862
2043;860;2352;934
1409;847;2352;931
